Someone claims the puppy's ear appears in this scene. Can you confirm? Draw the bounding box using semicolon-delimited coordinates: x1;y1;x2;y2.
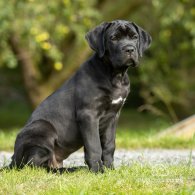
132;22;152;57
85;22;111;58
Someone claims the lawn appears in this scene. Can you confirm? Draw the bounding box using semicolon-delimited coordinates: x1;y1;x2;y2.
0;164;195;194
1;110;195;194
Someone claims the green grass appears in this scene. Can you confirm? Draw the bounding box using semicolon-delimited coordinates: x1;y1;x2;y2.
0;129;18;151
0;110;195;194
116;110;195;149
0;164;195;194
116;130;195;149
0;109;195;151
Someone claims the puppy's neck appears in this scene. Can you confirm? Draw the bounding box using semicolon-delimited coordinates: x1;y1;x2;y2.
90;54;129;88
100;54;129;77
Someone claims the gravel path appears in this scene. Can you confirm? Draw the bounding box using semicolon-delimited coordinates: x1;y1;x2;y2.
0;149;195;168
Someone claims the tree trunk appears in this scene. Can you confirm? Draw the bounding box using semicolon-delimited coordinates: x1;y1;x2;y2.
8;33;42;108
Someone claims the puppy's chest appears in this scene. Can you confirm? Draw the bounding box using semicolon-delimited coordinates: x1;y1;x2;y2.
98;75;130;116
109;85;129;110
110;73;130;106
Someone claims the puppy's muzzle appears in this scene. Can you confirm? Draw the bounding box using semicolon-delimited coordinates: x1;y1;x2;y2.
123;45;135;54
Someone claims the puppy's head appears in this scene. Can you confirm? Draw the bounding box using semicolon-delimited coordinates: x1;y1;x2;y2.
85;20;152;68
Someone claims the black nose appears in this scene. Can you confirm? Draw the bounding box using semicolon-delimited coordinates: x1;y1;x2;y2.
124;46;135;54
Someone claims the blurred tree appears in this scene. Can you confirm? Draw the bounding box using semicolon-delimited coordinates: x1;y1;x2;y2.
134;0;195;121
0;0;194;122
0;0;99;107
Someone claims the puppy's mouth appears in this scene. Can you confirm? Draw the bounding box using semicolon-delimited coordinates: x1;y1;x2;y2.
125;58;138;67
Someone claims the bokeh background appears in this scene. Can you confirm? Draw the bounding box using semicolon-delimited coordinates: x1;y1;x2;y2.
0;0;194;150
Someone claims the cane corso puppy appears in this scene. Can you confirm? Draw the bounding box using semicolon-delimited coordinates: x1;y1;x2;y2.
9;20;151;173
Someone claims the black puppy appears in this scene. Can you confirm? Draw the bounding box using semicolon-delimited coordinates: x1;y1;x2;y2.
9;20;151;173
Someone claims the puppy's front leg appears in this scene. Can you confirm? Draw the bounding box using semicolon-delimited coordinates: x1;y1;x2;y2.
77;110;103;173
100;117;118;169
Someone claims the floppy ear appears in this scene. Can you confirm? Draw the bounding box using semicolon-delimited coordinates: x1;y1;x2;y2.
85;22;111;58
132;22;152;57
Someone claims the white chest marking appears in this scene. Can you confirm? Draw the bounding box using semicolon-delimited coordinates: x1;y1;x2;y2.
112;96;124;104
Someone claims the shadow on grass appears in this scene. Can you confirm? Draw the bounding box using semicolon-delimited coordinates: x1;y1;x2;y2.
1;165;88;174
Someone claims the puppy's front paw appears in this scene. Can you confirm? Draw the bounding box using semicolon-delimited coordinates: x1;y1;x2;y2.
87;160;104;173
103;161;114;170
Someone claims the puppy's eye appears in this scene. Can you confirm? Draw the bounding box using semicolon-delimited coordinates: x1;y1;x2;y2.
132;35;138;39
110;35;118;41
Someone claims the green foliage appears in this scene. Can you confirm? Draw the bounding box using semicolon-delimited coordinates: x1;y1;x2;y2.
0;0;194;122
0;0;99;72
136;0;195;121
0;99;31;128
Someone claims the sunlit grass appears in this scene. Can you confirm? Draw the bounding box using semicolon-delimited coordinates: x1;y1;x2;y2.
1;110;194;194
116;129;195;149
0;129;17;151
0;164;195;194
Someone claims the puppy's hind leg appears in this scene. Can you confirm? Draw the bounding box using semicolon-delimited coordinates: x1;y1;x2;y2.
1;146;51;171
24;146;53;168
